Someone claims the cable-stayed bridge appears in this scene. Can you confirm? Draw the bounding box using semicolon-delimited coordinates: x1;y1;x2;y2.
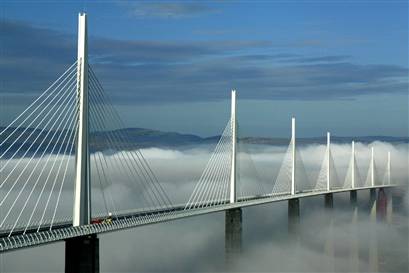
0;13;402;272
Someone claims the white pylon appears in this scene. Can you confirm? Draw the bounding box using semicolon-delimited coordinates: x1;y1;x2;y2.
291;117;296;195
351;141;355;189
326;132;331;191
229;90;237;204
370;147;375;187
387;151;391;185
73;13;90;227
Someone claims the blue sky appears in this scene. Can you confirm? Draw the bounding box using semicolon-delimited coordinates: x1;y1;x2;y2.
0;1;408;137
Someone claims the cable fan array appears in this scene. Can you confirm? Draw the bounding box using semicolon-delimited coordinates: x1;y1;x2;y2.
0;62;79;237
271;136;316;195
236;125;267;199
184;119;233;209
88;65;173;218
315;144;342;191
0;63;176;238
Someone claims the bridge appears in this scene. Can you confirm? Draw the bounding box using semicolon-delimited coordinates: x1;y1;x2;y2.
0;13;402;272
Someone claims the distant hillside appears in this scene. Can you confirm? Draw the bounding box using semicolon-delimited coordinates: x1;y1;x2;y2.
0;126;407;156
110;128;408;147
92;128;214;149
240;135;409;145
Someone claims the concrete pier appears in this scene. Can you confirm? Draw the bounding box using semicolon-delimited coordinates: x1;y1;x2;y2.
369;188;377;222
225;208;242;266
349;190;359;272
65;234;99;273
324;193;333;209
386;189;393;224
368;189;379;273
369;189;377;210
376;188;388;222
288;198;300;236
323;193;335;272
350;190;357;207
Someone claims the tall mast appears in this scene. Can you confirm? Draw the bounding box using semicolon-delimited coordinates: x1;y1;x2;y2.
370;147;375;187
291;117;296;195
351;141;355;189
326;132;330;191
229;90;237;203
73;12;90;226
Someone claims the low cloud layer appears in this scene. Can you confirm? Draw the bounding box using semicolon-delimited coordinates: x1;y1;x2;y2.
0;141;408;272
0;141;407;228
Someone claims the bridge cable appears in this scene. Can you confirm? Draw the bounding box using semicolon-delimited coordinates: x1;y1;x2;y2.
197;122;231;207
88;66;173;212
88;67;173;209
88;80;167;212
3;92;77;235
0;61;77;140
272;141;292;196
0;75;77;176
0;82;77;210
190;121;230;208
236;124;266;199
88;91;159;214
185;119;231;209
21;107;77;234
0;66;77;158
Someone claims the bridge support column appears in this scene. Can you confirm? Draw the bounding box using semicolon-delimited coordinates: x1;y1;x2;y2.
350;190;357;208
65;234;99;273
369;188;377;219
225;208;242;267
370;188;377;201
323;192;335;272
324;193;333;209
386;189;393;224
376;188;387;222
349;190;359;272
288;198;300;236
368;188;379;273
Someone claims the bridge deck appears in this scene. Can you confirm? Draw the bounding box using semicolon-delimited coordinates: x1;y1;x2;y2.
0;185;398;253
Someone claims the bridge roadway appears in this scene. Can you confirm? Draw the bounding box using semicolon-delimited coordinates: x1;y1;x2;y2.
0;184;397;252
